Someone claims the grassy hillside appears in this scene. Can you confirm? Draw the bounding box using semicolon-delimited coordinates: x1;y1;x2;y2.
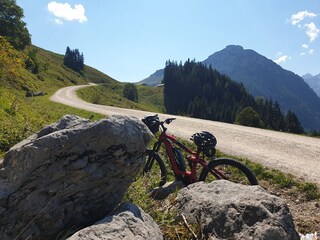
77;83;165;113
22;45;116;91
0;43;114;156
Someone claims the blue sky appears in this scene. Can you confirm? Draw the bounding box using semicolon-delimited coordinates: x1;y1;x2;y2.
16;0;320;82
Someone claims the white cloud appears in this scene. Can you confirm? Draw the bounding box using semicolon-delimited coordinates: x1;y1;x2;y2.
54;18;63;24
274;55;291;64
48;2;87;24
290;10;317;25
299;48;314;56
302;43;309;48
305;22;320;42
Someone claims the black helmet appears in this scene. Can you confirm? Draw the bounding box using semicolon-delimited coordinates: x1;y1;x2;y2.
142;115;160;134
191;131;217;157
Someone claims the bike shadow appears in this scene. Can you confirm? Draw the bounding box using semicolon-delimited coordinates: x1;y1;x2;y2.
149;180;185;200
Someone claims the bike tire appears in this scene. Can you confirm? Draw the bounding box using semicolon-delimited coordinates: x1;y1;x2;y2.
199;158;258;185
143;152;167;186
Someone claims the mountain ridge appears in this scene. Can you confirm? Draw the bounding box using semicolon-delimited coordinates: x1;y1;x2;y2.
140;45;320;131
302;73;320;97
137;69;164;86
202;45;320;131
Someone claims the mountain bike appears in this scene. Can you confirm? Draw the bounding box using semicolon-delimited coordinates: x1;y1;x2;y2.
142;115;259;187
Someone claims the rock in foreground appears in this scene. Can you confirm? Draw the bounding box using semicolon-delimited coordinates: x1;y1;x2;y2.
0;115;152;240
68;202;163;240
175;180;299;240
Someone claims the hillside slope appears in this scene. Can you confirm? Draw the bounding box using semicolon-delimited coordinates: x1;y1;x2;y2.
22;45;116;92
0;43;113;155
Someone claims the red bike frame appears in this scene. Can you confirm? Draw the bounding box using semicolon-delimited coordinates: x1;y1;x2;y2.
156;122;211;184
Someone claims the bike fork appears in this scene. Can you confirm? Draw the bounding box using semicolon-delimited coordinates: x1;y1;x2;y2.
144;150;155;172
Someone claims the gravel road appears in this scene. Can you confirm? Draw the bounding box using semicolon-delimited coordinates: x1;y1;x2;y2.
51;84;320;186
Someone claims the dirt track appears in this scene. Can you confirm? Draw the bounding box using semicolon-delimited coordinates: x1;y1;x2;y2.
51;84;320;186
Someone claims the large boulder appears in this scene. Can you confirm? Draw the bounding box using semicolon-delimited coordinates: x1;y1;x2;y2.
68;202;163;240
174;180;299;240
0;115;153;240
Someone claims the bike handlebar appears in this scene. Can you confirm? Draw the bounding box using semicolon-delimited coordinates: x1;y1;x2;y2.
164;118;176;124
158;117;176;131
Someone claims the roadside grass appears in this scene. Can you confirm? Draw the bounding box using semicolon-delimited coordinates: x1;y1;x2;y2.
77;83;165;113
238;157;320;201
124;163;198;239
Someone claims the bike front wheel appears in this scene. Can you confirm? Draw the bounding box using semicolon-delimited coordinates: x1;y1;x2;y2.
199;158;258;185
143;151;167;187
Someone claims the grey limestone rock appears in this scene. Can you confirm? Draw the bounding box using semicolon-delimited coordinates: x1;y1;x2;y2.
174;180;300;240
0;115;153;240
68;202;163;240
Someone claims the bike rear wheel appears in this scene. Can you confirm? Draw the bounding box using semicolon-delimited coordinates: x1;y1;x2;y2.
199;158;258;185
143;151;167;187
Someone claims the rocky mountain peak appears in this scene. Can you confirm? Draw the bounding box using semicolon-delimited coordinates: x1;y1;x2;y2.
225;45;244;51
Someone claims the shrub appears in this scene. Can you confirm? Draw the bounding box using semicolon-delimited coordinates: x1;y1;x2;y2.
123;83;139;102
235;107;262;127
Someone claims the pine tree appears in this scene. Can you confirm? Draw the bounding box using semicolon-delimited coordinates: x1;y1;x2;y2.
63;47;84;73
272;101;285;131
285;111;304;134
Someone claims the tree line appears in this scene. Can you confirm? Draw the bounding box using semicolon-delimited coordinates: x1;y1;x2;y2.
63;47;84;73
163;60;304;134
